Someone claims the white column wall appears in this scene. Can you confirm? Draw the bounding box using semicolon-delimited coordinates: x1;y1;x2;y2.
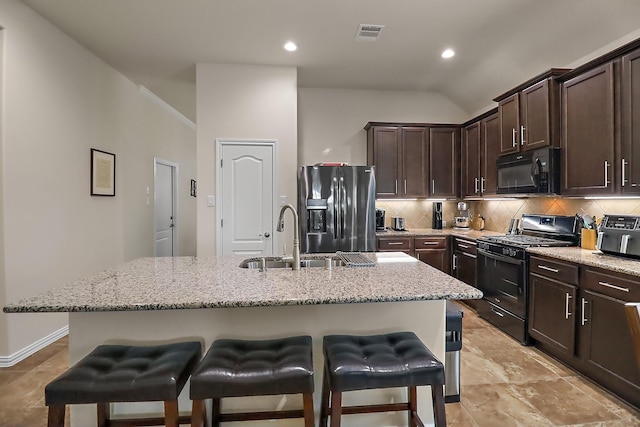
196;64;297;256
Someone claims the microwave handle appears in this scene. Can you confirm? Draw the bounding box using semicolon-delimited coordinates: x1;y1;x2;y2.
531;157;542;188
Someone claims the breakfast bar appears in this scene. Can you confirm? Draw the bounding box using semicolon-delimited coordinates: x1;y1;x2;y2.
4;252;482;426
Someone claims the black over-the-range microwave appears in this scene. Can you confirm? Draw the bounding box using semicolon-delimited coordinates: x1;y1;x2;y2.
496;147;561;195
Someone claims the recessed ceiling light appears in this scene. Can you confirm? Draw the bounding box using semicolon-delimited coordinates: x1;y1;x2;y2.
441;49;455;59
284;41;297;52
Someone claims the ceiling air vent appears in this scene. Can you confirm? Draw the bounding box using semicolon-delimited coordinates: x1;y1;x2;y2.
355;24;385;42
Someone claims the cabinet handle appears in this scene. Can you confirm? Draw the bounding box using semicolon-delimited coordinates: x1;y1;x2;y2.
622;158;627;187
432;180;435;194
404;179;407;194
512;128;517;147
481;176;485;193
581;298;588;326
422;241;439;245
475;177;479;194
604;161;610;187
538;265;559;273
491;308;505;317
452;254;457;270
462;252;477;259
458;244;470;248
387;242;404;246
565;293;572;319
597;281;630;292
520;125;526;145
395;180;398;194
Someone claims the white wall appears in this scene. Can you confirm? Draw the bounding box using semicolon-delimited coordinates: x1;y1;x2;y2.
0;0;196;358
298;88;469;166
196;64;297;257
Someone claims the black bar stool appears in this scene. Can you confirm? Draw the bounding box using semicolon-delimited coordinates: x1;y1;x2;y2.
189;335;315;427
320;331;446;427
45;341;202;427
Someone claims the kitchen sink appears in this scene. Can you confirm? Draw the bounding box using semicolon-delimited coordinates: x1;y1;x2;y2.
240;257;344;269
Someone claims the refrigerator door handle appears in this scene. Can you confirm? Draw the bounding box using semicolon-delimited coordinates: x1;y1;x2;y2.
333;177;339;239
339;176;346;239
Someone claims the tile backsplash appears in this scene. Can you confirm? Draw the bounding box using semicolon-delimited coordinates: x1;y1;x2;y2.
376;197;640;232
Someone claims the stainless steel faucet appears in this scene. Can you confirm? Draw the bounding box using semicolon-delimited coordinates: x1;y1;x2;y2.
276;203;300;270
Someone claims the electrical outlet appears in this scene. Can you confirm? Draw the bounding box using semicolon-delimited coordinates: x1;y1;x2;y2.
207;196;215;207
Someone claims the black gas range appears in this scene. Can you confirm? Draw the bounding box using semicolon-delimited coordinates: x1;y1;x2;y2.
475;214;579;345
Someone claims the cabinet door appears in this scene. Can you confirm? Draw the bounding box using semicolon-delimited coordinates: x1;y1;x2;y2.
562;63;616;196
578;290;640;408
371;126;400;198
453;250;477;286
416;250;449;273
498;94;519;154
528;273;577;356
621;47;640;194
462;122;481;197
520;79;550;151
429;127;459;198
481;113;500;196
400;127;428;197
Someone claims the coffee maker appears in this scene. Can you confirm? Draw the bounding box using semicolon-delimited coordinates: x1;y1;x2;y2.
454;202;470;229
375;208;386;231
432;202;443;229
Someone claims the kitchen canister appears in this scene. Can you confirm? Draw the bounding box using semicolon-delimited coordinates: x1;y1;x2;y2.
581;228;597;250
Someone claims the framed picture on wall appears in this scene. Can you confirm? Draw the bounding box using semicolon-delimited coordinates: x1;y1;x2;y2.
90;148;116;196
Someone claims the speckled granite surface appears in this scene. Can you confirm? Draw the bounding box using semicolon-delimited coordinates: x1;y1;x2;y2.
3;253;483;313
377;228;503;239
527;246;640;277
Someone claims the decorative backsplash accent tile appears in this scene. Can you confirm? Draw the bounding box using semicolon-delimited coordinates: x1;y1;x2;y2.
377;197;640;232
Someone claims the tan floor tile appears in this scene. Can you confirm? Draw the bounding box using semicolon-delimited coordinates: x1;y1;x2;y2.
524;347;578;378
460;383;554;426
564;376;640;425
445;401;479;427
508;378;620;425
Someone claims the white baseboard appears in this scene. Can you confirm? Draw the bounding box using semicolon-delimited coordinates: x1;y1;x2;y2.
0;325;69;368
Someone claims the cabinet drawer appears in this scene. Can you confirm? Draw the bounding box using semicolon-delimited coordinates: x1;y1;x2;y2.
454;238;477;254
377;237;413;251
414;236;447;249
529;256;579;285
581;267;640;301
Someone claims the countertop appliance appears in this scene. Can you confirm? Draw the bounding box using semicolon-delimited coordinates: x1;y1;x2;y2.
497;147;561;195
454;202;470;229
392;217;406;231
476;214;579;345
597;214;640;258
432;201;443;230
298;165;376;253
375;208;386;231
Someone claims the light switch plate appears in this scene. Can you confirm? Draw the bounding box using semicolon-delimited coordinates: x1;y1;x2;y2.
207;195;215;207
280;195;287;206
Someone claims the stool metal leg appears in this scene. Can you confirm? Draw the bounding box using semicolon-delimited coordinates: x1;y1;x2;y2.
431;385;447;427
319;367;330;427
164;400;179;427
47;405;65;427
303;392;315;427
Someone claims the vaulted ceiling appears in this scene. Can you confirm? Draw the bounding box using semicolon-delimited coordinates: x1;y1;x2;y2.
20;0;640;122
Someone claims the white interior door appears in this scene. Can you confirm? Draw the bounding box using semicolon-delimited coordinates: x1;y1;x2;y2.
154;160;176;256
219;141;275;256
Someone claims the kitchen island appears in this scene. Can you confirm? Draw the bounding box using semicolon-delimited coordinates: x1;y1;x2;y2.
4;252;482;427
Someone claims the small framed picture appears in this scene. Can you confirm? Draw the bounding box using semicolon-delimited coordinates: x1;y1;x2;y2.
91;149;116;196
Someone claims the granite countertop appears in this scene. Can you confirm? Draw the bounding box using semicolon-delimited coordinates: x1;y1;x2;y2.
3;253;483;313
527;246;640;277
377;228;503;239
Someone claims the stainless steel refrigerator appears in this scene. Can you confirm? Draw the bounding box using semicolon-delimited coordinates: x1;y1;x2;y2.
298;165;376;253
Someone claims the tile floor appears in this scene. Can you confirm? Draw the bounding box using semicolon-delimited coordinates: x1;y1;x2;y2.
0;305;639;426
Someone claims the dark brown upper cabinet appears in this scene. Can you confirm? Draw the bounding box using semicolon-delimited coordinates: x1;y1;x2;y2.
621;46;640;194
461;110;499;198
560;63;616;196
494;69;569;155
366;122;457;199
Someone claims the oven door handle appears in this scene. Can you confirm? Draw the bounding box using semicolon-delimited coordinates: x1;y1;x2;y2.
477;248;523;265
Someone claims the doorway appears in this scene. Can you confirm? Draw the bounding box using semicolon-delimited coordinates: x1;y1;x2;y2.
216;140;277;256
154;158;178;256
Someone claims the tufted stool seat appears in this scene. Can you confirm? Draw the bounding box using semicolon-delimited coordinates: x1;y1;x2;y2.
190;335;314;427
320;331;446;427
45;341;202;427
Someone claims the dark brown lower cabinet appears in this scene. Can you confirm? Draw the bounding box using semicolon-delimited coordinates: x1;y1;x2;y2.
529;257;640;409
451;237;478;308
414;236;449;273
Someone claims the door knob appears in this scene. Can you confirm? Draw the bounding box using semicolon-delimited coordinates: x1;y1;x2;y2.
260;232;270;238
